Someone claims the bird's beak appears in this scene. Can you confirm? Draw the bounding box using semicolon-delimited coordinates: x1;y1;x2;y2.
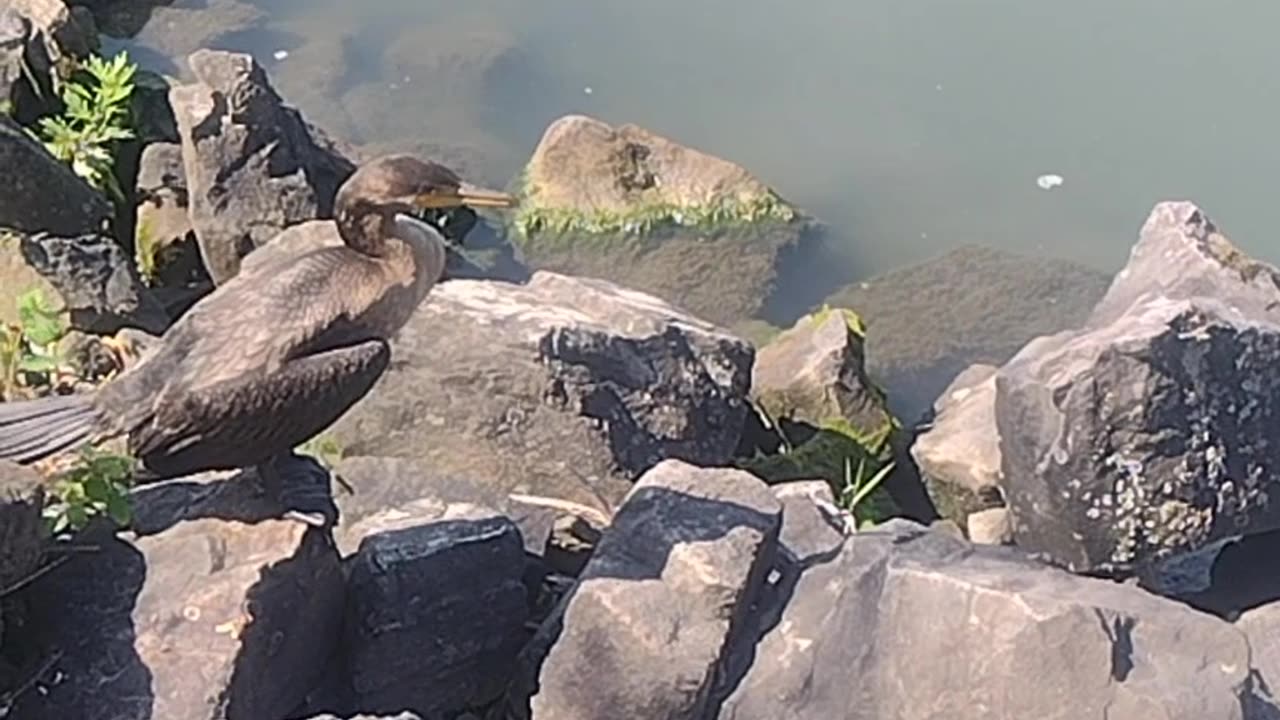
416;182;517;209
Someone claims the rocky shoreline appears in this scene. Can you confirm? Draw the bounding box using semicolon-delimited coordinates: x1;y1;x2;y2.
2;2;1280;720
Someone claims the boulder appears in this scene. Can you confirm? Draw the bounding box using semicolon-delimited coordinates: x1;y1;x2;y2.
996;202;1280;583
105;0;263;63
169;49;356;285
718;519;1252;720
820;244;1111;423
1234;602;1280;718
134;140;207;307
743;306;899;522
1;0;93;122
338;501;529;717
910;363;1004;529
17;230;170;335
0;115;111;237
11;491;345;718
244;231;754;516
518;460;782;720
509;114;814;326
0;461;45;592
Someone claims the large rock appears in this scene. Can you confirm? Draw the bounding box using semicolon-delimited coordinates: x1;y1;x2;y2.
244;225;754;516
519;460;782;720
743;306;900;524
719;519;1252;720
11;488;345;719
820;244;1111;423
910;363;1004;529
169;48;356;285
1235;602;1280;718
17;230;170;334
996;202;1280;581
0;115;111;236
509;114;814;326
338;501;529;717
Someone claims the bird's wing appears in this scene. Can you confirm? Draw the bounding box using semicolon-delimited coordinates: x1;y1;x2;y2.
155;246;389;394
129;338;391;477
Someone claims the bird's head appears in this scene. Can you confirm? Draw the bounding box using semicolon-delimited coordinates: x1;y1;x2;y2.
335;154;516;255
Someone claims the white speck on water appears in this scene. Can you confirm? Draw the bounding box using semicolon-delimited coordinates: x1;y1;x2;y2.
1036;174;1065;190
935;84;943;91
584;86;593;94
272;50;288;60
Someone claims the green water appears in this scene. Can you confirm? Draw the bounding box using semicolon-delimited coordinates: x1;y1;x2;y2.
121;0;1280;280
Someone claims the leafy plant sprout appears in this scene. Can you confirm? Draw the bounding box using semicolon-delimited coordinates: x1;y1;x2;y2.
34;50;137;203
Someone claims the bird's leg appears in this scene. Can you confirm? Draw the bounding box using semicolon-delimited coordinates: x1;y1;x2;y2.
253;453;336;528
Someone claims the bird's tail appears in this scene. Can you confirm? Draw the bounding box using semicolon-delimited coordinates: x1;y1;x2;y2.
0;393;104;464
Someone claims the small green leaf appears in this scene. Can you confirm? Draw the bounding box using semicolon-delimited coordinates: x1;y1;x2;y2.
17;353;58;374
106;491;132;526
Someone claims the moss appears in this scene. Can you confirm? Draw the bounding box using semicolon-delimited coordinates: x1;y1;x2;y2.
739;423;899;526
808;304;866;338
509;168;798;246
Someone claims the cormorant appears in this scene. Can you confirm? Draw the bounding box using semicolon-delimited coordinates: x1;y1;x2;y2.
0;154;515;518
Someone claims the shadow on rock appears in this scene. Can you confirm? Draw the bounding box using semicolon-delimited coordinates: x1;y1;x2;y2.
9;529;152;718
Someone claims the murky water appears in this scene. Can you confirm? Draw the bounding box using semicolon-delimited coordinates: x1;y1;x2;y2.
115;0;1280;281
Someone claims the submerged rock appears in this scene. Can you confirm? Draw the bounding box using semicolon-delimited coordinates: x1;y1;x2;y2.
997;202;1280;583
820;244;1111;423
718;519;1251;720
509;114;812;326
169;49;356;285
518;460;782;720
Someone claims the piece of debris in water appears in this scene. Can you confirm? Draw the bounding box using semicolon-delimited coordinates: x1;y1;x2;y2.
1036;173;1064;190
272;50;288;61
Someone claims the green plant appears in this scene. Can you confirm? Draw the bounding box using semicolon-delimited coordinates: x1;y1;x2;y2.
42;446;135;534
35;50;136;202
134;212;159;282
297;433;345;470
840;455;895;530
0;288;72;399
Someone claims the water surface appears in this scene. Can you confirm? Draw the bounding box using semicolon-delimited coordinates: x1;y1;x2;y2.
121;0;1280;281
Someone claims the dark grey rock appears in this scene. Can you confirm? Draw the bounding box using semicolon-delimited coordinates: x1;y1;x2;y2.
303;714;423;720
819;244;1111;423
911;363;1004;529
0;460;46;590
231;262;754;516
169;48;356;285
520;460;782;720
0;115;111;236
996;202;1280;582
0;8;29;115
19;231;170;334
10;514;344;719
341;502;529;717
333;456;557;557
718;520;1251;720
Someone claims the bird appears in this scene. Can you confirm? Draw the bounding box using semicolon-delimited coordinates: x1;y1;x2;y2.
0;154;515;521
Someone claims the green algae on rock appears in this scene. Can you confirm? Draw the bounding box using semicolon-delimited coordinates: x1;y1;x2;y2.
506;114;813;326
739;307;902;525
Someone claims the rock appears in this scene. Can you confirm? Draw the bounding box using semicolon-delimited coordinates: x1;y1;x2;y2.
10;511;345;719
0;460;46;594
340;501;529;717
0;115;111;236
169;48;356;285
304;714;423;720
0;7;32;117
743;306;900;523
966;506;1012;545
252;243;754;516
995;202;1280;583
1234;602;1280;718
519;460;782;720
820;244;1111;423
510;113;813;326
108;0;263;62
718;519;1251;720
0;230;57;327
134;141;206;297
6;0;91;64
17;230;170;334
130;68;179;144
910;363;1004;527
